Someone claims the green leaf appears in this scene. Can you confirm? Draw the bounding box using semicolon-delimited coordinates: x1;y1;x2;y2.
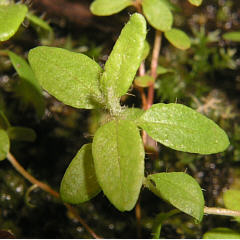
188;0;202;6
60;144;101;204
203;228;240;239
0;111;10;130
160;0;180;12
121;108;144;121
92;120;144;211
134;75;154;88
223;31;240;42
223;189;240;222
152;209;179;239
142;0;173;32
0;129;10;161
7;127;36;142
28;46;103;109
8;51;41;91
90;0;133;16
0;4;28;41
157;66;173;75
100;13;146;104
146;172;204;221
164;28;191;50
9;51;45;118
26;12;52;32
137;103;230;154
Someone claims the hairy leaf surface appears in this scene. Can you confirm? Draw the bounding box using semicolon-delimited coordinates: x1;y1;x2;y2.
164;28;191;50
0;129;10;161
142;0;173;32
0;4;28;41
100;13;146;103
138;103;229;154
92;120;144;211
28;46;103;109
121;108;144;121
147;172;204;221
60;144;101;204
90;0;133;16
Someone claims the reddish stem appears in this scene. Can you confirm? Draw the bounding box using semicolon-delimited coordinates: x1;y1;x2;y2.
147;30;162;109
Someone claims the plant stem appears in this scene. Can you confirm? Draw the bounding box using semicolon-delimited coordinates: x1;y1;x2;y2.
7;152;59;198
135;199;142;238
204;206;240;217
147;30;162;109
132;0;143;14
7;152;101;239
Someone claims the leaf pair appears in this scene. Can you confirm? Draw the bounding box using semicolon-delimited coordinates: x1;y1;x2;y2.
28;13;147;111
61;120;144;211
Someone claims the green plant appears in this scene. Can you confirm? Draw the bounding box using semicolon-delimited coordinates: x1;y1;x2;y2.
1;0;240;238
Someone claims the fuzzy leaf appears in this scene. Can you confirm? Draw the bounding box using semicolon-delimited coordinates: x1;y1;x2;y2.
223;31;240;42
146;172;204;221
90;0;133;16
121;108;144;121
7;126;36;142
223;189;240;222
138;103;229;154
0;129;10;161
100;13;146;104
0;4;28;41
92;120;144;211
203;228;240;239
26;12;52;32
28;46;103;109
164;28;191;50
188;0;202;6
142;0;173;32
60;144;101;204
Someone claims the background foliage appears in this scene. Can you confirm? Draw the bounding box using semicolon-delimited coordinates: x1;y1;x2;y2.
0;0;240;238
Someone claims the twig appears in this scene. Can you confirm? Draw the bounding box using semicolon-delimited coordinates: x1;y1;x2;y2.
147;30;162;109
7;152;59;198
7;152;101;239
204;206;240;217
